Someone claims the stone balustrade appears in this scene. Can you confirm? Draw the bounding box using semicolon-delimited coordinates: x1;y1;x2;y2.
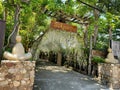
0;60;35;90
98;63;120;89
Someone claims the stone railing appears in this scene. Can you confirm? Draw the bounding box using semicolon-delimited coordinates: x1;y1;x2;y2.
98;63;120;89
0;60;35;90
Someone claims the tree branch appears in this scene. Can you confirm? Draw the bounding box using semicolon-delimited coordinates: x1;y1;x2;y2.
77;0;104;13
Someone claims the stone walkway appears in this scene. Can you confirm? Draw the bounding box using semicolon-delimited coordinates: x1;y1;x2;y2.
33;61;111;90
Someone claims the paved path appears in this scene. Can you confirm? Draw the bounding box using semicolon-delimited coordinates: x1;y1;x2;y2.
33;61;110;90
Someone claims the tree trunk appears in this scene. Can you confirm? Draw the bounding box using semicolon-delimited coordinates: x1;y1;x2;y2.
83;24;88;49
93;24;98;47
109;26;112;48
88;36;93;75
57;52;62;66
93;9;99;47
9;5;20;48
3;8;7;21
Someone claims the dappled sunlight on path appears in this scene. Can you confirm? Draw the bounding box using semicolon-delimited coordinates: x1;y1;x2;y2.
33;60;112;90
37;65;72;73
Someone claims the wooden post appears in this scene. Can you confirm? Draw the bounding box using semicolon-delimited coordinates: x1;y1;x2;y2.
57;52;62;66
0;20;6;60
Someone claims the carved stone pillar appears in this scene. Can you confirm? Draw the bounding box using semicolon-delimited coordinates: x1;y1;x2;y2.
98;63;120;89
0;60;36;90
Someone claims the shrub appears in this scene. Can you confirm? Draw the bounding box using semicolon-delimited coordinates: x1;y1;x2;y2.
92;56;105;63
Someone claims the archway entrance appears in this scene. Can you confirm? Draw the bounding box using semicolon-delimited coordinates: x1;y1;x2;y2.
32;20;84;67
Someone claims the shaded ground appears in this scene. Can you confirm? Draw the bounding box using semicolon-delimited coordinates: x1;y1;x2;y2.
33;60;111;90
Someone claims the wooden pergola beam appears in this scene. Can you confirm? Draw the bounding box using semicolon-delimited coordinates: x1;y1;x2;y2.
43;9;89;24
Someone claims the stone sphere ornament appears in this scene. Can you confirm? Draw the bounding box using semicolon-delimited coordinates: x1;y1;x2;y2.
3;35;32;61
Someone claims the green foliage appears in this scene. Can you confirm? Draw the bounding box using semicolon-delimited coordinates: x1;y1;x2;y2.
99;0;120;15
19;29;34;51
92;56;105;63
95;41;108;51
0;0;120;56
0;0;4;19
0;1;3;14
